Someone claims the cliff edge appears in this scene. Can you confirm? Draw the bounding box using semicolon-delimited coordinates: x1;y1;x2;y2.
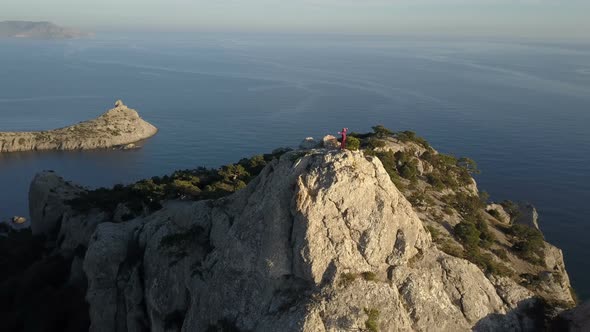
0;100;157;153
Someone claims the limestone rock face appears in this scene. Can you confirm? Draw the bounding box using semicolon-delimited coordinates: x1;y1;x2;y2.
0;100;157;153
69;150;544;331
515;204;540;230
29;171;84;237
486;204;511;224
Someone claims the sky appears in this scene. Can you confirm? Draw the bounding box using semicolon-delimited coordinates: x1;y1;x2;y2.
2;0;589;40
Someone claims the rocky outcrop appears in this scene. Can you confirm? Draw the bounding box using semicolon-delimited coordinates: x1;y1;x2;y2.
322;135;340;149
515;204;540;230
299;137;320;150
0;100;157;153
26;149;571;331
486;204;511;224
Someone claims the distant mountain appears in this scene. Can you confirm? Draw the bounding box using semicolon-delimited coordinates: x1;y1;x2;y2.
0;20;90;39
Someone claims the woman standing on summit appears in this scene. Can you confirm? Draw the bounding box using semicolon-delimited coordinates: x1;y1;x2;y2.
339;128;348;150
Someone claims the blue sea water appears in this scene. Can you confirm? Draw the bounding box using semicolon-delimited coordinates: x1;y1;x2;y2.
0;33;589;299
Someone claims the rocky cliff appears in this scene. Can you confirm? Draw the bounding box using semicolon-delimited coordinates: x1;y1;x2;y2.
11;130;580;332
0;100;157;153
0;128;582;331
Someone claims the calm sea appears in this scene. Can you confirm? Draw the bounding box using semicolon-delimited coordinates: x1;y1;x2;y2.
1;33;589;299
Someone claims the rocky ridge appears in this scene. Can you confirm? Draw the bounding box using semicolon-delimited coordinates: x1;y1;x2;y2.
0;100;157;153
0;128;582;331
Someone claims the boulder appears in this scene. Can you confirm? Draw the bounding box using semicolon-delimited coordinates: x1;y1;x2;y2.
299;137;319;150
322;135;340;149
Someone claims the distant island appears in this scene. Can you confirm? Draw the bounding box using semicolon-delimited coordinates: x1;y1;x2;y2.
0;21;90;39
0;100;157;152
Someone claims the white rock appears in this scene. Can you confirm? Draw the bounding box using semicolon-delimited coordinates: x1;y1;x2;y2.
299;137;319;150
322;135;340;149
79;150;546;331
515;204;540;230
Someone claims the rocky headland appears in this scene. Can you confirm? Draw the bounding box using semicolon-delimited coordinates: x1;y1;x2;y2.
0;21;90;39
0;100;157;153
0;127;585;331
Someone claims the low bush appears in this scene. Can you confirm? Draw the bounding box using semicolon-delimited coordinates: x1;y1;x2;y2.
361;271;377;281
508;224;545;264
346;136;361;151
338;273;357;287
492;248;509;260
364;308;380;332
366;138;386;149
396;130;431;149
454;222;481;248
465;248;513;277
501;200;521;222
372;125;394;138
427;226;441;240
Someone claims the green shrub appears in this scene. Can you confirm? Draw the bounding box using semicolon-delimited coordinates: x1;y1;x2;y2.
492;248;509;260
364;308;380;332
67;150;291;217
442;206;455;216
454;222;481;248
444;192;485;221
339;273;357;287
372;125;394;138
457;157;480;175
427;226;440;240
366;138;386;149
373;151;399;182
392;151;419;182
508;224;545;264
346;136;361;151
465;248;513;277
488;209;502;220
426;172;446;191
170;179;201;197
439;240;464;258
421;152;478;188
500;200;520;222
396;131;431;149
476;220;496;249
361;271;377;281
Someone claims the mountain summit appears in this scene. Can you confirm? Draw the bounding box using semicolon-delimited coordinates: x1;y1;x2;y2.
1;129;583;331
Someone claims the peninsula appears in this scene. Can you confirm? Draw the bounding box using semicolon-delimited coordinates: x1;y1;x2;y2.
0;21;90;39
0;100;158;153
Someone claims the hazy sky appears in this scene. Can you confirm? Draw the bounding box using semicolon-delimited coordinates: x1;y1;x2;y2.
2;0;589;39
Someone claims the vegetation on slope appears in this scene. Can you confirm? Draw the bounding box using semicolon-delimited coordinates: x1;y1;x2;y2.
67;148;291;218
